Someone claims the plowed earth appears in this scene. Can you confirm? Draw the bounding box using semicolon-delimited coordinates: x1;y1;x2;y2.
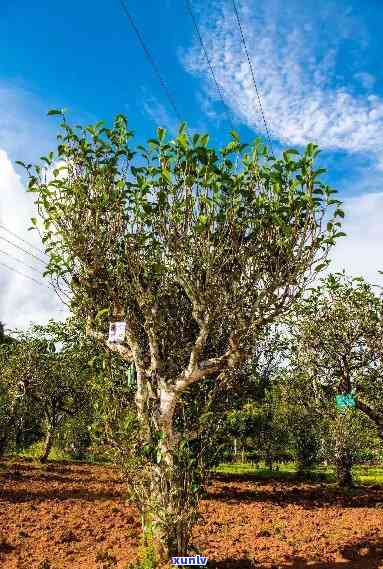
1;460;383;569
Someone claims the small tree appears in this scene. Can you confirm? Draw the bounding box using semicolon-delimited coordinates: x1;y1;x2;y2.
1;321;91;462
22;113;343;561
0;327;28;456
289;273;383;486
278;371;323;474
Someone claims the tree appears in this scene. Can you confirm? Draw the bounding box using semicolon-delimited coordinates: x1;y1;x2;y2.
0;326;26;457
289;273;383;486
0;322;15;346
277;370;324;475
22;112;343;561
0;320;92;462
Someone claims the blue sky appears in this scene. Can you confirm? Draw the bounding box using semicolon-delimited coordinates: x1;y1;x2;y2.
1;0;383;186
1;0;383;327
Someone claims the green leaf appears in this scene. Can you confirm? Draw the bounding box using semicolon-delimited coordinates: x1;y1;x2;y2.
96;308;109;320
177;122;187;136
315;262;329;272
313;168;327;177
199;133;209;147
31;217;37;226
88;356;97;368
162;169;171;183
157;127;166;142
47;109;64;116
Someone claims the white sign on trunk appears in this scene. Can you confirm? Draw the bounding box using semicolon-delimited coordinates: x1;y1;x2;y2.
108;321;126;344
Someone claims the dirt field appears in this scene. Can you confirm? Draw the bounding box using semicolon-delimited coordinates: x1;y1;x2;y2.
1;459;383;569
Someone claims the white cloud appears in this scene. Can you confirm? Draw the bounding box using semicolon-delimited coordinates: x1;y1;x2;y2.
0;82;69;330
141;90;179;135
182;0;383;168
354;72;376;91
0;146;67;331
327;192;383;286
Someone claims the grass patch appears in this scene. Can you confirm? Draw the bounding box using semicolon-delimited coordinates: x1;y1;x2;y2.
8;442;112;466
214;462;383;485
14;441;71;462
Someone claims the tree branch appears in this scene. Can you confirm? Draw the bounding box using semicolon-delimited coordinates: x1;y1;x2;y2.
85;317;133;361
356;399;383;439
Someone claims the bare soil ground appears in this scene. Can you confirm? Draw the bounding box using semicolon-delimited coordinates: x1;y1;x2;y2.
1;459;383;569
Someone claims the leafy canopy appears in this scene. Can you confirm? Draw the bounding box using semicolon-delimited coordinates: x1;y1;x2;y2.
21;112;344;379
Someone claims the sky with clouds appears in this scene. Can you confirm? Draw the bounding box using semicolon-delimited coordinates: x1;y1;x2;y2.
1;0;383;329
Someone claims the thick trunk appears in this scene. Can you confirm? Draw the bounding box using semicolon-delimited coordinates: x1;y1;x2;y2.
266;450;273;471
40;427;55;463
148;464;194;560
335;447;354;487
134;378;197;563
334;413;354;488
0;417;14;457
0;433;7;457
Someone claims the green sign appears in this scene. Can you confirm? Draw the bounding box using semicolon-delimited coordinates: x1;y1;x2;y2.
336;394;356;409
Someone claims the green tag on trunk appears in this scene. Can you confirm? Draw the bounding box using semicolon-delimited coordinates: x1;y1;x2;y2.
336;394;356;409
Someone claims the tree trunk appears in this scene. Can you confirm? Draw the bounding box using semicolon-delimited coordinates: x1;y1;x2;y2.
335;444;354;488
334;412;354;488
133;379;198;563
0;433;7;457
0;417;14;457
40;427;54;463
148;463;195;560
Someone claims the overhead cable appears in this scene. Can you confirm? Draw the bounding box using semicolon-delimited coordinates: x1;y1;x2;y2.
0;261;46;287
0;235;46;266
232;0;275;156
0;223;46;256
0;249;43;276
118;0;183;123
185;0;235;133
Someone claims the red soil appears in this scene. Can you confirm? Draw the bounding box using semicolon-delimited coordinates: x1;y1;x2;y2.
1;460;383;568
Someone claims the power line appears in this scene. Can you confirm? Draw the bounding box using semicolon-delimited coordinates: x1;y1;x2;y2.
0;223;46;256
0;249;43;276
118;0;183;124
185;0;235;133
0;234;70;305
0;261;46;288
0;235;46;266
231;0;275;157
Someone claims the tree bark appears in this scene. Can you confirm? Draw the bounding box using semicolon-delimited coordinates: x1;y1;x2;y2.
0;417;15;457
0;433;7;457
132;379;198;562
356;400;383;440
335;443;354;488
40;426;55;463
334;413;354;488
